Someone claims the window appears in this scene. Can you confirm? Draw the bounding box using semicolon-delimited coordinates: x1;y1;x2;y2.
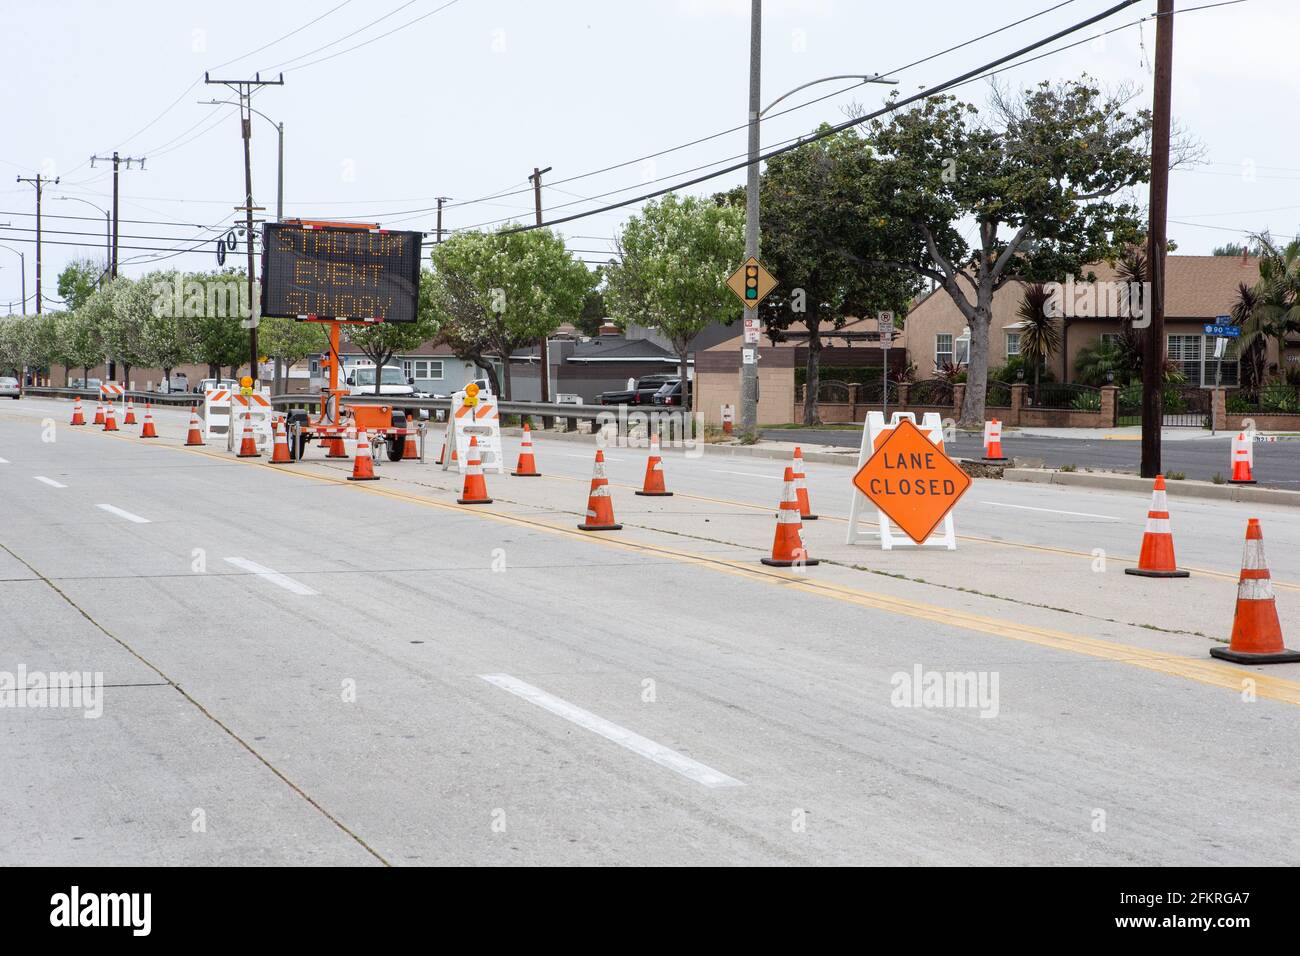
401;360;413;378
1166;334;1239;387
413;359;444;380
1100;332;1122;349
1005;332;1021;358
955;330;971;365
935;333;953;368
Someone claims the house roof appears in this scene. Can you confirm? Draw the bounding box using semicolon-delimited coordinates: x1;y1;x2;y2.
511;335;680;363
703;314;906;351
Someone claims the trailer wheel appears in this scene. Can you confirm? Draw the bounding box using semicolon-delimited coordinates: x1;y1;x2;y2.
286;411;310;460
386;411;408;461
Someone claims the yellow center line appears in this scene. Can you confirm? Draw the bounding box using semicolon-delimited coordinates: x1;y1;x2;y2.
31;415;1300;708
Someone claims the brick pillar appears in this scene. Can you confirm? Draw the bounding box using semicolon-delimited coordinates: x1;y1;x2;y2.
1009;383;1026;427
848;382;859;420
953;382;966;419
1212;387;1227;431
1100;384;1118;427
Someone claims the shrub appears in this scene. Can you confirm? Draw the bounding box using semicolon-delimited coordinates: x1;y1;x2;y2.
1059;463;1077;472
1071;390;1102;411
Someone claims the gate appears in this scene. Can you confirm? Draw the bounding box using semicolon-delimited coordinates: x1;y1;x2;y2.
1163;385;1210;427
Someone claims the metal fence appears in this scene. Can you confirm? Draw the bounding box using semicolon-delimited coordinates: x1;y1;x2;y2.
1027;382;1100;411
907;378;954;407
1226;384;1300;414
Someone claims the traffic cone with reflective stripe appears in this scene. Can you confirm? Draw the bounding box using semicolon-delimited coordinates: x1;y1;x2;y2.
270;416;291;463
402;425;420;460
123;397;137;426
436;432;446;465
762;466;819;567
102;401;118;432
635;430;671;496
512;422;541;476
982;419;1008;462
185;406;205;446
1229;432;1255;484
70;398;85;426
326;425;349;458
140;402;158;438
1210;519;1300;663
578;449;621;530
1124;475;1189;578
236;411;259;458
347;428;378;481
791;446;815;519
457;436;492;503
93;400;105;426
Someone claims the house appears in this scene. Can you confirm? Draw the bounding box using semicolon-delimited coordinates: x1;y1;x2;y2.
902;255;1276;387
509;322;686;403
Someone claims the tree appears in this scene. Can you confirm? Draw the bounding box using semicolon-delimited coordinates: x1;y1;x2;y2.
57;258;104;312
758;130;920;424
57;307;104;385
102;277;153;385
605;193;744;414
135;270;196;389
1015;283;1060;400
1238;237;1300;380
259;315;326;393
187;269;250;378
861;78;1159;424
431;227;594;399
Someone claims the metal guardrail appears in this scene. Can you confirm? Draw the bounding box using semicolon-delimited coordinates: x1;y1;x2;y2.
21;386;202;406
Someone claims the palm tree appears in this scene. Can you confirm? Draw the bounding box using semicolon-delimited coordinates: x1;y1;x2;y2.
1229;281;1267;389
1239;237;1300;379
1016;283;1060;401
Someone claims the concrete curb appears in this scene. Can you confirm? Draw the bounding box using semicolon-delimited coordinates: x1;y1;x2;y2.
1004;467;1300;507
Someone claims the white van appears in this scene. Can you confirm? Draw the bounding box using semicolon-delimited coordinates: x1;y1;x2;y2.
344;364;416;398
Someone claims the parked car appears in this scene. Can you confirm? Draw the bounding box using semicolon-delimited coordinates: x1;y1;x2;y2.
597;374;678;406
0;376;19;399
651;379;692;407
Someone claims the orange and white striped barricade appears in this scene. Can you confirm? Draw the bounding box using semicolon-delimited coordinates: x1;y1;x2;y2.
846;410;956;550
440;389;504;474
203;388;234;443
227;392;275;455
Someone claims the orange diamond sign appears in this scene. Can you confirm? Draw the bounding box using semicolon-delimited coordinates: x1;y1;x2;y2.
726;256;777;309
852;419;972;544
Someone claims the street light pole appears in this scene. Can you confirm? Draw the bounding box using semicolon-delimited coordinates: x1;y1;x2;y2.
200;101;283;223
56;196;111;280
0;245;24;314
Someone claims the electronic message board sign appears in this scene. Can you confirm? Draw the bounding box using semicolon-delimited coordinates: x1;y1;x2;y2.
261;223;423;322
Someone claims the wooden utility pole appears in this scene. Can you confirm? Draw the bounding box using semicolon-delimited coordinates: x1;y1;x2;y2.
15;173;59;313
1141;0;1174;478
529;166;553;405
435;197;450;243
89;152;144;281
205;71;283;388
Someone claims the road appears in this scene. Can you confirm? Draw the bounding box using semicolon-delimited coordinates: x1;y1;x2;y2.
766;427;1300;489
4;396;1300;866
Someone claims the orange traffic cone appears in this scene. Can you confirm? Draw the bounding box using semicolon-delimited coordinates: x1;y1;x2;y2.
635;430;671;496
185;406;205;446
401;425;420;460
436;431;447;465
791;446;815;519
70;397;85;426
326;425;349;458
140;402;158;438
512;423;541;476
102;401;118;432
762;466;819;567
93;400;105;426
123;397;137;426
270;416;291;463
1210;520;1300;663
1124;475;1189;578
457;436;492;502
1229;432;1255;484
982;419;1008;462
347;428;378;481
577;448;621;530
236;411;260;458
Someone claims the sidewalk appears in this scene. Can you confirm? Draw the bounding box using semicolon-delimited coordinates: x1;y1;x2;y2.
1008;425;1228;442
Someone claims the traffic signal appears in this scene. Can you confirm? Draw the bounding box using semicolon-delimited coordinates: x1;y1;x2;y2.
745;264;759;301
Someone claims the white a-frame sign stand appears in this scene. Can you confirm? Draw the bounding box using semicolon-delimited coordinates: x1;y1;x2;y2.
846;410;957;550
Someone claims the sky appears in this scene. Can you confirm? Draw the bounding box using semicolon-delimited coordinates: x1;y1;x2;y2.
1;0;1297;312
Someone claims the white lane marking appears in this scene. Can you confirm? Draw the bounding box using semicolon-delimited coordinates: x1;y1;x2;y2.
559;452;624;463
223;557;317;596
710;469;783;480
480;673;744;789
33;476;66;488
981;501;1120;521
95;503;151;524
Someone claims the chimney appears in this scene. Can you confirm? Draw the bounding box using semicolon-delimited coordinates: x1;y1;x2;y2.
598;321;621;337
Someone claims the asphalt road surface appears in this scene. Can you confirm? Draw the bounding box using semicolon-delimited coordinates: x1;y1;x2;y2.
4;396;1300;866
765;427;1300;489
